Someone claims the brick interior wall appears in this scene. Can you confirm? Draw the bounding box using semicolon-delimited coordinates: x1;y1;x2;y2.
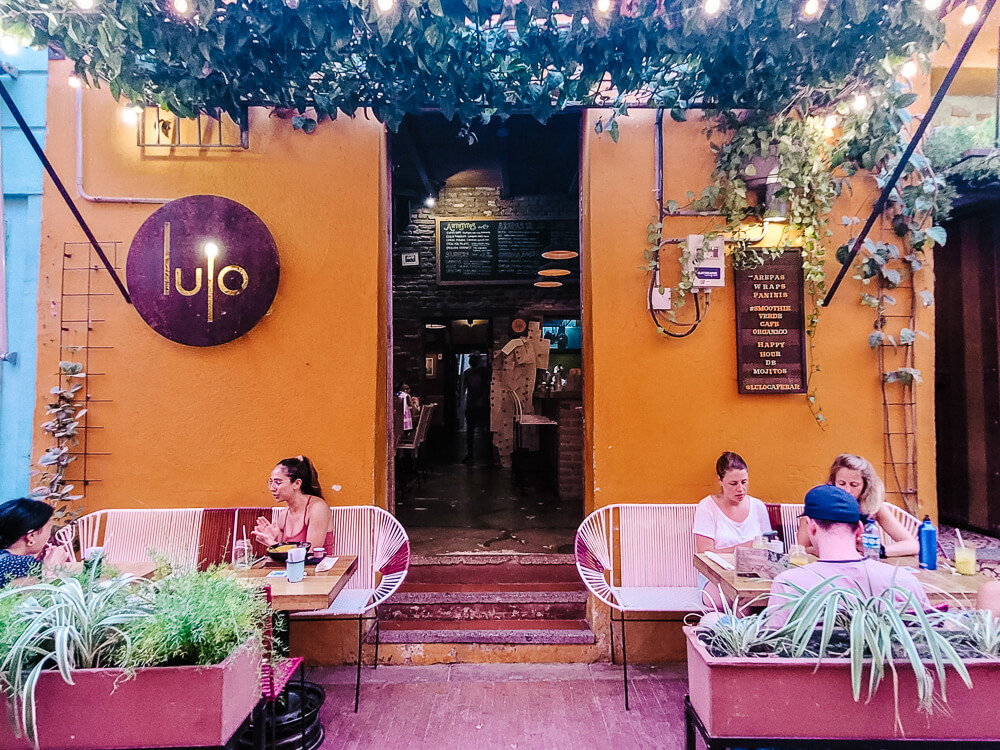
392;186;580;389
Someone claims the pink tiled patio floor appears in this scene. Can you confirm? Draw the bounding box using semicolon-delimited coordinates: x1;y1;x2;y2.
311;663;688;749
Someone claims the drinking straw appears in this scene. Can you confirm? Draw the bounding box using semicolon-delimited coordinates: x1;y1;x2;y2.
955;529;966;549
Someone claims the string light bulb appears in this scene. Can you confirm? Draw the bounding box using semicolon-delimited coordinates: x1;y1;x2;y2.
703;0;721;16
901;60;918;78
68;72;82;88
802;0;820;16
851;93;868;112
0;35;19;56
377;0;394;10
75;0;95;8
173;0;189;13
424;196;435;207
824;114;838;130
596;0;611;11
961;1;979;23
923;0;942;9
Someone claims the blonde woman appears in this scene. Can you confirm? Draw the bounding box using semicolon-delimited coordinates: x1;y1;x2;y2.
797;454;918;557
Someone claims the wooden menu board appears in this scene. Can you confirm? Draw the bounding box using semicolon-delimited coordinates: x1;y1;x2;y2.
734;252;807;394
436;218;577;285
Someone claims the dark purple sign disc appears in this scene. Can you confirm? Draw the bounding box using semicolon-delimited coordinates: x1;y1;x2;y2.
126;195;280;346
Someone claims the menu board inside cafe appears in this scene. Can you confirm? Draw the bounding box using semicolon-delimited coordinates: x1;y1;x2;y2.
436;218;578;285
734;252;807;394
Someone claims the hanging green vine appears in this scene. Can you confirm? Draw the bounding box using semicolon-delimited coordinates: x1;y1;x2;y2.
0;0;944;130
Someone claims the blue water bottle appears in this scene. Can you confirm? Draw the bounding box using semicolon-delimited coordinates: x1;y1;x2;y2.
918;515;937;570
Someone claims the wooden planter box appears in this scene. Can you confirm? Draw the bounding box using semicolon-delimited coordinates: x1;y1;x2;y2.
685;626;1000;741
0;639;261;750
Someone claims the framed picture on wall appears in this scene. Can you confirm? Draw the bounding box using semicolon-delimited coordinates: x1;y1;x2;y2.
401;252;419;267
425;356;437;378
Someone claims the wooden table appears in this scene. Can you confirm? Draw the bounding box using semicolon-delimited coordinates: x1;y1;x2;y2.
233;555;358;612
693;553;992;609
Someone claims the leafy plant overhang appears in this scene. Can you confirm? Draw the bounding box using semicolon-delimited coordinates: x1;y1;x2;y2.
0;0;945;127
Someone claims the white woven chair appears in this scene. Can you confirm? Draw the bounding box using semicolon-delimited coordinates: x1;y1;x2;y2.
779;503;805;550
291;505;410;712
76;508;203;569
575;503;701;709
53;523;77;561
880;503;921;545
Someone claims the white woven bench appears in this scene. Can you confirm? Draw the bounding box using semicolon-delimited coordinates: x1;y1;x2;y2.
575;503;702;709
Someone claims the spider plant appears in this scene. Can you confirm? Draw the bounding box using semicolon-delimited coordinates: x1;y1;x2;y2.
0;564;154;749
699;578;976;735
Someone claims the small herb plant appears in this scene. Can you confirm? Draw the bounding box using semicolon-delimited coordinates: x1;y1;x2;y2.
0;563;268;749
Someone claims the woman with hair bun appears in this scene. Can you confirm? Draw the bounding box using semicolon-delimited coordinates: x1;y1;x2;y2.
253;456;334;551
693;451;772;554
797;453;918;557
0;498;70;587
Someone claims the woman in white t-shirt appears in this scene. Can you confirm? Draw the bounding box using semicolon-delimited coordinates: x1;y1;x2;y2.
693;451;772;554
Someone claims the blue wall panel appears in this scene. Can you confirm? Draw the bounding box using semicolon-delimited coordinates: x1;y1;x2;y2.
0;46;47;501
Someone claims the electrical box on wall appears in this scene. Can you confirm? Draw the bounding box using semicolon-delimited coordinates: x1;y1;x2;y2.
650;270;671;310
686;235;726;289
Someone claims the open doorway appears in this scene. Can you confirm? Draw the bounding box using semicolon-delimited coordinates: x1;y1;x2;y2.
388;112;584;556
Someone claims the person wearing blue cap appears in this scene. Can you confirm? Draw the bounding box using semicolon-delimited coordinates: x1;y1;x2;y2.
767;485;929;627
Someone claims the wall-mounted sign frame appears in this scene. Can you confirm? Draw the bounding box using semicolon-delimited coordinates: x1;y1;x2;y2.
436;217;577;286
734;251;807;394
126;195;279;347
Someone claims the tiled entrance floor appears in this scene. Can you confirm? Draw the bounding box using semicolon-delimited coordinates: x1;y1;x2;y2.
312;663;688;749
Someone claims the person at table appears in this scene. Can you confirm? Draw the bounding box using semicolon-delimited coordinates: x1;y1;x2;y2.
693;451;772;554
0;498;70;587
253;456;334;551
796;453;918;557
768;484;929;627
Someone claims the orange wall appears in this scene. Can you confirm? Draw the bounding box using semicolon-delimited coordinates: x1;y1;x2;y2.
34;62;936;522
581;110;936;516
35;60;389;512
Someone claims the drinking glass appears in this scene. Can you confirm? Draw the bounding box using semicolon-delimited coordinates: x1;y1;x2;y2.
789;544;809;566
954;544;977;576
232;540;251;569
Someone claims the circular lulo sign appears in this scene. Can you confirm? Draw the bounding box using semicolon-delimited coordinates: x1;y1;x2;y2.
126;195;279;346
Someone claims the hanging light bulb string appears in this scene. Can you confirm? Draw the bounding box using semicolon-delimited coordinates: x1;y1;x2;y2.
823;0;998;306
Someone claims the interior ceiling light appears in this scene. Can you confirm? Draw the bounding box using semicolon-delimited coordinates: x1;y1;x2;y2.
703;0;721;15
425;323;446;329
534;280;564;288
961;1;979;24
424;196;436;207
901;60;918;78
541;249;579;260
596;0;611;11
538;263;572;277
802;0;820;16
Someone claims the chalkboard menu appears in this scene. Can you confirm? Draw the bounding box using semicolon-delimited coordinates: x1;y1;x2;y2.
734;252;807;394
436;218;577;285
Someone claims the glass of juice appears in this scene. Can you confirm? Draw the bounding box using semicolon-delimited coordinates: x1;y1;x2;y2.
789;544;809;566
954;543;977;575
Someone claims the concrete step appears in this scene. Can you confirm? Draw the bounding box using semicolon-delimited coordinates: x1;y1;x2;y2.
382;581;587;621
375;619;596;645
406;553;579;584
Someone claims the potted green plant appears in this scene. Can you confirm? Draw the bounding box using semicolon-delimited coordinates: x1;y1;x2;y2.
687;581;1000;741
0;564;269;750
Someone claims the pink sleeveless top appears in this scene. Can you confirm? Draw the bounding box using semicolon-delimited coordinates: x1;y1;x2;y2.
282;497;335;551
